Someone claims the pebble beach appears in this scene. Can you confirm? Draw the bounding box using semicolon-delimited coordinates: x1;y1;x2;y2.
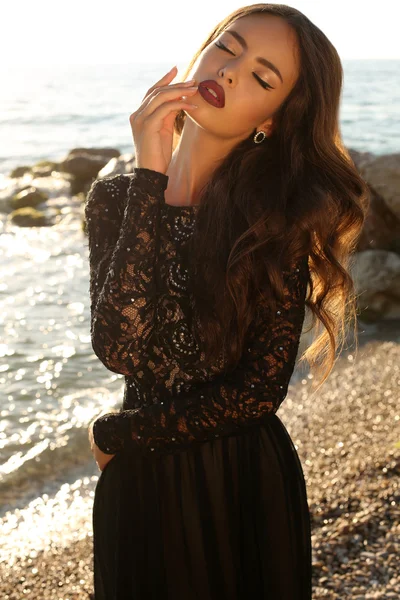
1;321;399;599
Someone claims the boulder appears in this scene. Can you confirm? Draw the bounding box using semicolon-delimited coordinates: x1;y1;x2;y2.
98;153;136;178
11;187;48;210
349;149;400;221
348;149;376;173
59;147;122;194
8;206;52;227
357;185;400;254
68;147;120;160
362;153;400;220
31;160;59;177
350;250;400;321
9;165;32;178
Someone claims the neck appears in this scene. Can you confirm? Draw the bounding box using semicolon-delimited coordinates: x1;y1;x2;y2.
166;117;243;206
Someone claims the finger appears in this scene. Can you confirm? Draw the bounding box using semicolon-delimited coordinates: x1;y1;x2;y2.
141;79;196;105
134;98;198;128
145;66;177;98
143;98;199;126
153;65;177;87
133;87;198;123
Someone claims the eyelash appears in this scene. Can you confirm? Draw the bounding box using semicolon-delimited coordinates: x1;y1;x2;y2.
214;41;273;90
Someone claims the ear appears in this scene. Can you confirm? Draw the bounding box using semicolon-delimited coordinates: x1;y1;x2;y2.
259;117;274;137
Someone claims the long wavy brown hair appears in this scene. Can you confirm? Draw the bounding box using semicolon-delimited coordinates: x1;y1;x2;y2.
173;3;370;393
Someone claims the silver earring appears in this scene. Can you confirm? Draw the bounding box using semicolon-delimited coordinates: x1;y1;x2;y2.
254;131;267;144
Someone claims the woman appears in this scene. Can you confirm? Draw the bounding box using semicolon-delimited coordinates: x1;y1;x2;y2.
86;3;369;599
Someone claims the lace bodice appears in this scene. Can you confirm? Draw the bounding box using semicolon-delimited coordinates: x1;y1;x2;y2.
84;168;309;457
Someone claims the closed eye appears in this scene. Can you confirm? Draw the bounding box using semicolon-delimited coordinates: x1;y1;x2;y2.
214;41;274;90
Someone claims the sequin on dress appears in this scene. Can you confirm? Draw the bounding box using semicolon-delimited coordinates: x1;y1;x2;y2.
85;168;312;599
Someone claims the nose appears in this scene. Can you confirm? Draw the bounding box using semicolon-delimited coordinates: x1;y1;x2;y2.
218;66;234;85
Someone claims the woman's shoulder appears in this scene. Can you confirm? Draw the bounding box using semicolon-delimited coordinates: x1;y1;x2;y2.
94;173;131;191
91;171;168;198
85;174;131;223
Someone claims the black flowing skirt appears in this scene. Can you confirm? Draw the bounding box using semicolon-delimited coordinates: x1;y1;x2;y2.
92;414;312;599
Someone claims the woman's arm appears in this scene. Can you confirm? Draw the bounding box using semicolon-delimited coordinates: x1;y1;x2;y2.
85;168;169;374
84;174;128;333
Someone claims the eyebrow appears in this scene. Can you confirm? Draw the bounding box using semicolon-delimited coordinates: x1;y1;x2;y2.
224;29;284;84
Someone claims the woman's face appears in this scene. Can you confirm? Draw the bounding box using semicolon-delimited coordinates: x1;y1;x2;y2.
184;13;300;140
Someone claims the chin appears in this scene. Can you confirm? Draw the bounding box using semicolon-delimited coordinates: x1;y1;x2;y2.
183;108;201;122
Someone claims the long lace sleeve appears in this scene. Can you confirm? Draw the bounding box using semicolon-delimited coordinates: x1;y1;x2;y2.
85;175;127;336
92;260;309;457
85;168;169;373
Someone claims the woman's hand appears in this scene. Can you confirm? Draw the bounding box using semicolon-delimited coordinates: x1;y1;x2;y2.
129;65;198;174
88;420;116;472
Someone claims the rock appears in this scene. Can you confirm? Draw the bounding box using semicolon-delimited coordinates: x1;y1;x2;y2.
348;148;376;173
361;153;400;220
9;165;32;178
31;161;59;178
60;155;106;181
350;250;400;320
97;152;136;178
348;148;400;253
8;206;52;227
357;184;400;254
9;162;60;180
68;147;120;160
59;147;121;194
10;187;49;210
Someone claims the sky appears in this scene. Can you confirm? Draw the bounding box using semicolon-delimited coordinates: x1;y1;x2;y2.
3;0;399;67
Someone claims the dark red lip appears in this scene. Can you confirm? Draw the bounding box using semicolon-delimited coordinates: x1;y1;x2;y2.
198;79;225;108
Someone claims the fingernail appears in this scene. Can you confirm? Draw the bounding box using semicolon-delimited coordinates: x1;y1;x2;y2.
169;65;177;73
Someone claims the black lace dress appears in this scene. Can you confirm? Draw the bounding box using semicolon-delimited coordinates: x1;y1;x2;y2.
85;168;312;600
